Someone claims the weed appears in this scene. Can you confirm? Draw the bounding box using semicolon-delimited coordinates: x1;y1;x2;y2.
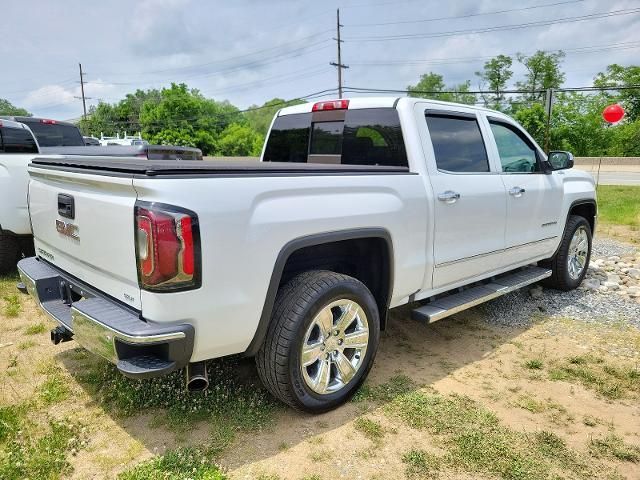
39;372;71;405
25;322;47;335
582;416;598;427
118;447;225;479
17;340;37;350
0;409;82;480
352;374;415;403
277;441;289;451
402;449;441;479
387;390;597;479
8;355;18;368
524;359;544;370
300;475;322;480
589;434;640;463
2;295;21;317
308;450;331;462
549;355;639;400
353;417;384;443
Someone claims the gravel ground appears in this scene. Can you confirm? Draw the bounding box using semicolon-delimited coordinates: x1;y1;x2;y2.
479;237;640;328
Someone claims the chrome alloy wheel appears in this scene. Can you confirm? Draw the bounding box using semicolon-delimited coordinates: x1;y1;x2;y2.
300;299;369;395
568;226;589;280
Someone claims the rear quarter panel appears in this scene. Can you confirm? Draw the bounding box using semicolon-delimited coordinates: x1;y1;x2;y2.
133;173;428;361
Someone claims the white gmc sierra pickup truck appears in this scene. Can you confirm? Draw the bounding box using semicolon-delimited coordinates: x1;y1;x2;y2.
17;97;596;412
0;117;202;274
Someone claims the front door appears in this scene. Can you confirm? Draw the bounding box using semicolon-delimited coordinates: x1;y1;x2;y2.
486;118;563;267
422;110;507;289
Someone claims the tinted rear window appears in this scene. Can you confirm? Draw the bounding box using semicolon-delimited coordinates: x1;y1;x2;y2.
22;121;84;147
0;126;38;153
263;108;408;168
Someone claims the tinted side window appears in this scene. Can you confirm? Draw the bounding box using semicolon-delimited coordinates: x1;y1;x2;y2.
342;109;407;167
263;113;311;163
425;113;489;173
489;121;539;173
0;127;38;153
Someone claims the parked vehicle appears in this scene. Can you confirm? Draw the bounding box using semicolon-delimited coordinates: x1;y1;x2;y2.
17;97;596;412
0;118;202;273
83;136;101;146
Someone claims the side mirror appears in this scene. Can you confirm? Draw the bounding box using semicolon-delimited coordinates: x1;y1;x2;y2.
547;151;574;171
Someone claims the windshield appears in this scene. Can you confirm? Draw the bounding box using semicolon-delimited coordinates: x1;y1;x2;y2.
23;120;85;146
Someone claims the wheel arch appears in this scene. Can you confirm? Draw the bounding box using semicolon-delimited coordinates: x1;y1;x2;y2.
244;228;394;356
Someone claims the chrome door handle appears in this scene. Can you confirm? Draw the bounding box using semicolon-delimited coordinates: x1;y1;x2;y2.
437;190;461;204
509;186;525;196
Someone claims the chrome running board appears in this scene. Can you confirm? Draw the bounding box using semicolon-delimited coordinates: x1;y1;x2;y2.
411;266;551;324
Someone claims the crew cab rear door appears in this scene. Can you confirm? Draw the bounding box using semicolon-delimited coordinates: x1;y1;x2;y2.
415;104;507;290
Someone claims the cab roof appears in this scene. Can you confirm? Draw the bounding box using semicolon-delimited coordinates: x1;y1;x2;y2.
277;96;504;117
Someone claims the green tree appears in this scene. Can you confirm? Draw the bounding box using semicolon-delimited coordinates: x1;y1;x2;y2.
475;55;513;110
515;50;565;102
214;123;264;156
244;98;305;135
140;83;240;154
407;73;475;104
0;98;31;116
594;64;640;121
513;103;546;146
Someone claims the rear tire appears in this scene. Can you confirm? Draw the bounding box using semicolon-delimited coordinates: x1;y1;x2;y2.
0;233;20;275
256;270;380;412
540;215;592;291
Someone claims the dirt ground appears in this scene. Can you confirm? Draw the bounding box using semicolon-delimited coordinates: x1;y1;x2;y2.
1;248;639;479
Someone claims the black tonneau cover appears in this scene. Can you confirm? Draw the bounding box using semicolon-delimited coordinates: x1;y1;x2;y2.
29;156;410;176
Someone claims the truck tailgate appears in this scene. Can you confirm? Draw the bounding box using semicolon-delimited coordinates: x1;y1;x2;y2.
28;166;141;309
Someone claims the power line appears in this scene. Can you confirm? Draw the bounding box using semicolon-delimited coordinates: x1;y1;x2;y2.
348;0;584;27
342;84;640;95
344;7;640;42
348;41;640;67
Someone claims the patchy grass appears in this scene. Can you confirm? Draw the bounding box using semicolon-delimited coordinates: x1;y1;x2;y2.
589;434;640;463
353;417;385;444
597;185;640;227
352;374;415;403
524;359;544;370
402;449;441;479
2;294;21;317
24;322;47;335
549;354;639;400
0;404;82;480
118;447;226;479
387;390;596;479
38;370;71;405
77;356;274;423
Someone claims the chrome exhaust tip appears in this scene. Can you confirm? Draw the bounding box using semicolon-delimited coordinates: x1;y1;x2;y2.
186;361;209;392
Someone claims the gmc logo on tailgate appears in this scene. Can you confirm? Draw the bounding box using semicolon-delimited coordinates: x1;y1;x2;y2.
56;220;80;240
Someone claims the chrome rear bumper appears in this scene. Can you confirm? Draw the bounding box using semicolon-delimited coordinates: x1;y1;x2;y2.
17;256;194;379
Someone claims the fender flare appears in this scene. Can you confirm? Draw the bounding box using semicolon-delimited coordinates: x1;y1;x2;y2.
244;227;394;356
550;198;597;258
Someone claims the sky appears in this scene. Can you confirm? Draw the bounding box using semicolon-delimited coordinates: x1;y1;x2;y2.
1;0;638;121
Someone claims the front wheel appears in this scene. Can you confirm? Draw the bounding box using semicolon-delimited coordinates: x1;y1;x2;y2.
540;215;592;291
256;270;380;412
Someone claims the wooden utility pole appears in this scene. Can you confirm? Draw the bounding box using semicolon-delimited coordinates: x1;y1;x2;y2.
330;9;348;98
78;63;88;120
544;88;554;154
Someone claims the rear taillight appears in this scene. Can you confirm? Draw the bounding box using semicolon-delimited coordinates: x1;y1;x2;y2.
312;99;349;112
40;119;57;124
135;202;201;292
